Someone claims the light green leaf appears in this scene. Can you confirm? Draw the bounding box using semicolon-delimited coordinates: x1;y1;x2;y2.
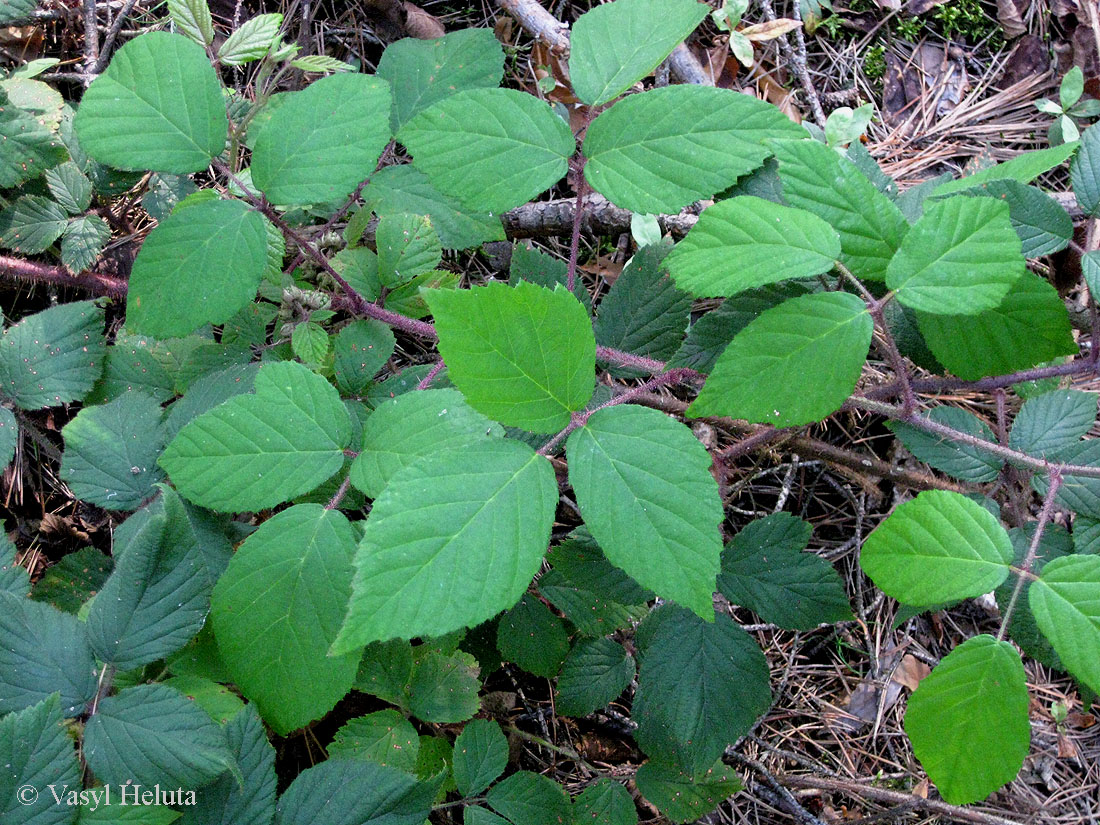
332;319;395;396
954;180;1073;257
329;710;420;772
0;195;68;254
583;86;805;214
218;13;283;66
572;780;638;825
1071;123;1100;216
162;362;259;441
365;164;504;250
0;0;37;25
633;607;770;774
176;704;276;825
45;161;92;214
399;88;574;213
290;321;329;366
350;388;502;498
407;649;481;723
168;0;215;47
251;73;392;206
769;138;908;280
425;281;595;433
509;242;592;312
0;591;97;716
377;28;504;131
290;55;355;74
933;141;1078;196
665;196;840;297
334;439;557;649
275;759;437;825
717;513;851;629
887;196;1024;315
74;32;227;173
487;772;571;825
569;0;706;105
688;291;872;426
127;198;267;337
916;272;1076;380
1029;555;1100;694
60;393;167;510
904;635;1029;804
60;215;110;274
859;490;1013;606
888;406;1003;483
566;404;722;619
0;300;105;410
555;638;635;717
497;595;570;678
83;684;235;788
0;88;66;188
0;407;15;469
453;719;508;797
0;695;81;825
376;212;442;287
161;361;350;511
211;504;359;734
1010;390;1096;457
635;760;741;825
162;675;243;724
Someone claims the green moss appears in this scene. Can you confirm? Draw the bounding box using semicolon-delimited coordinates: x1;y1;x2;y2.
863;44;886;81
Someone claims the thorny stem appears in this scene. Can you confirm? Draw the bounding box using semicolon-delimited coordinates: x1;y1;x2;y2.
325;474;353;510
506;725;600;774
565;109;595;294
997;470;1063;641
415;360;446;390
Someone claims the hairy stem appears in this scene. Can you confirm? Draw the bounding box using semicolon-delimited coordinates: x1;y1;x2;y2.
997;470;1062;641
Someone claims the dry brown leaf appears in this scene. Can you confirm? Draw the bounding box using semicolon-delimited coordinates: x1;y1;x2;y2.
891;654;931;691
911;778;930;798
995;0;1027;39
907;0;947;13
1067;711;1096;728
740;19;802;42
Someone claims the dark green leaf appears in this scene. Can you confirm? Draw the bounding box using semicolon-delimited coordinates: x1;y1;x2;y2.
635;760;741;825
407;648;481;723
0;533;28;595
45;161;92;214
509;242;591;312
497;595;570;678
888;406;1003;483
0;195;67;254
487;772;571;825
31;547;112;614
60;215;110;274
1010;390;1096;457
0;89;66;188
1035;439;1100;519
376;212;442;287
275;760;437;825
555;638;635;717
1071;122;1100;216
0;694;81;825
0;407;14;470
328;710;420;773
572;779;637;825
162;362;259;441
452;719;508;797
332;320;395;396
954;180;1073;257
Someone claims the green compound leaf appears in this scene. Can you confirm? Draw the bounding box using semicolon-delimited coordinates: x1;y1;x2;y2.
376;212;442;287
487;771;571;825
176;703;277;825
211;504;360;735
886;196;1025;316
583;86;805;214
74;32;227;173
635;759;741;825
555;638;635;717
0;195;67;254
251;73;392;206
665;196;840;297
1009;390;1097;457
399;88;575;213
218;13;283;66
275;759;437;825
770;138;908;281
888;406;1004;483
859;490;1013;606
83;684;235;789
1071;122;1100;217
452;719;508;797
60;215;110;274
904;635;1029;804
566;404;723;619
573;779;638;825
329;710;420;772
0;591;97;716
351;388;502;499
688;292;872;427
332;319;395;396
916;271;1076;381
85;493;212;670
377;27;505;131
425;281;595;434
1034;440;1100;519
60;392;167;510
718;513;852;630
335;439;557;649
160;361;351;512
45;161;92;214
569;0;706;106
365;164;504;250
497;595;570;678
954;180;1073;257
633;607;770;775
1029;555;1100;694
0;694;81;825
127;198;268;338
0;88;65;189
0;300;105;410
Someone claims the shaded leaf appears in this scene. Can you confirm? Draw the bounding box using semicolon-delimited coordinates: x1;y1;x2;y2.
0;695;81;825
497;595;570;678
555;638;635;717
888;406;1003;483
453;719;508;797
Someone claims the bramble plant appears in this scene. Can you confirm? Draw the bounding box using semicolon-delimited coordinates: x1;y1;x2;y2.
1;0;1100;821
